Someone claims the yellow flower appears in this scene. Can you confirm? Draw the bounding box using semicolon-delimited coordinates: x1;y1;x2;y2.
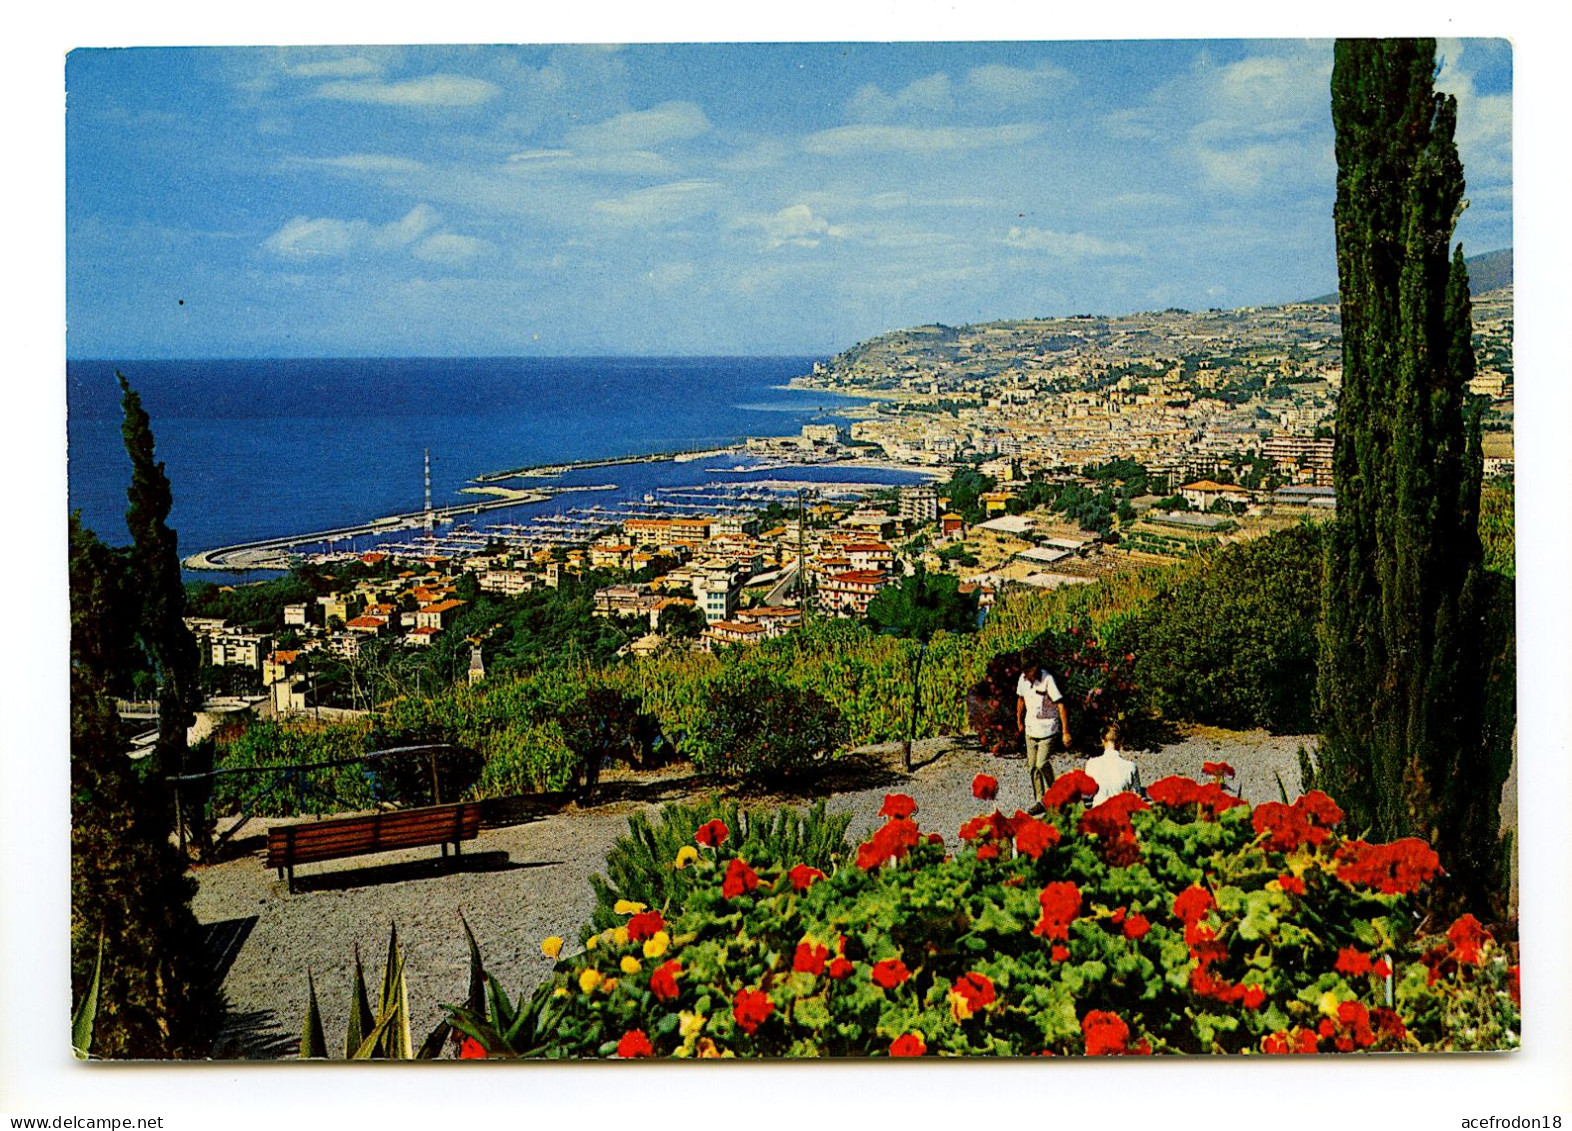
586;935;599;951
553;986;569;998
612;926;630;947
948;991;974;1023
621;955;643;975
1318;991;1341;1019
679;1011;706;1040
541;936;564;959
579;968;603;994
614;899;647;916
675;845;699;869
643;931;670;959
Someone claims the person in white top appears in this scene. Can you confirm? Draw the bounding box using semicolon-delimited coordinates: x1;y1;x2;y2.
1084;722;1144;805
1016;657;1070;811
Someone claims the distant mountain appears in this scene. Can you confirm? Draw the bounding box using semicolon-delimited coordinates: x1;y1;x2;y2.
1302;247;1512;304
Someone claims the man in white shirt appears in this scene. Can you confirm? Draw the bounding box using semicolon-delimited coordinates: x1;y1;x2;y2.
1016;658;1070;812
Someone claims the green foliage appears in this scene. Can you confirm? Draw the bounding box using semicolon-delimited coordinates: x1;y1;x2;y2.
210;719;378;816
1131;524;1323;733
487;787;1515;1057
684;670;849;780
1318;39;1511;917
864;563;980;641
297;925;459;1059
185;574;318;631
71;932;105;1060
70;509;211;1059
1477;481;1514;578
587;798;852;940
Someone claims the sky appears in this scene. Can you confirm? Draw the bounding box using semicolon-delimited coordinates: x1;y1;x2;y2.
65;38;1513;359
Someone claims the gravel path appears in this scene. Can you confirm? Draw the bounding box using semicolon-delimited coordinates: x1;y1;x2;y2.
192;725;1313;1059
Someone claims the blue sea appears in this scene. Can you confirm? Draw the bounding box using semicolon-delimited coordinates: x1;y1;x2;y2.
66;357;925;579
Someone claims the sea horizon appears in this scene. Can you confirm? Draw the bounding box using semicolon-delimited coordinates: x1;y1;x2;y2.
66;355;919;581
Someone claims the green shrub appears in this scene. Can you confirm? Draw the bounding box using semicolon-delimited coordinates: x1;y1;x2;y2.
211;719;377;817
468;721;579;798
1131;524;1323;732
585;798;853;939
684;671;849;780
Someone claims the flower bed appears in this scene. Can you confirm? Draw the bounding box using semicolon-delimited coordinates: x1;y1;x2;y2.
449;773;1518;1058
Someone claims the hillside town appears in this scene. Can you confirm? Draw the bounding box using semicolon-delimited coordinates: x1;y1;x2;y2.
175;290;1512;726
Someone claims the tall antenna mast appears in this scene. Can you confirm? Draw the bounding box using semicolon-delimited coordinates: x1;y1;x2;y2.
423;448;433;539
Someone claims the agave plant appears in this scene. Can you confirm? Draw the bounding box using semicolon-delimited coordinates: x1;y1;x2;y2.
441;919;555;1058
299;921;483;1060
71;932;105;1060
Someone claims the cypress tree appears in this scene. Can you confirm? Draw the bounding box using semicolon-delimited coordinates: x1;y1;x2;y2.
70;514;210;1057
1316;39;1513;916
117;371;210;851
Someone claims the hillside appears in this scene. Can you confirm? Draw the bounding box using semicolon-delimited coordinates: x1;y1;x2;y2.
1303;247;1512;304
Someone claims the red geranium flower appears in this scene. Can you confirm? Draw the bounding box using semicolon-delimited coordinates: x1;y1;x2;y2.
457;1036;488;1059
1373;957;1392;978
856;815;922;870
1334;838;1441;895
650;959;681;1002
722;856;759;899
1447;913;1490;965
827;956;854;980
732;988;774;1036
1277;873;1306;895
793;940;830;976
1051;944;1070;962
694;819;729;848
1081;1010;1132;1056
871;958;911;989
1202;761;1235;779
1147;775;1199;809
1261;1032;1291;1055
1172;884;1214;925
879;793;918;820
1123;913;1150;941
972;773;999;800
959;810;1013;844
1242;984;1266;1010
616;1030;655;1058
1294;790;1345;836
889;1033;927;1057
1507;965;1521;1006
950;971;996;1018
788;864;825;892
1252;801;1311;852
1294;1029;1321;1054
1042;770;1099;809
1012;812;1060;859
626;909;666;943
1335;947;1372;977
1034;880;1082;941
1370;1007;1408;1043
975;843;1000;861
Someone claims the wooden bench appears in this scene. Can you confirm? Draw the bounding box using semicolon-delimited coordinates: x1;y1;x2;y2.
265;803;482;892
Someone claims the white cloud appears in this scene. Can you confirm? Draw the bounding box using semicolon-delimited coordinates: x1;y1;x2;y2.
803;123;1041;156
313;74;500;108
412;233;492;267
568;101;711;151
506;148;676;176
1003;226;1141;259
647;262;696;288
284;56;380;79
307;154;428;173
592;180;722;225
262;205;450;260
965;62;1074;106
846;73;954;123
1436;39;1513;185
752;204;847;250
